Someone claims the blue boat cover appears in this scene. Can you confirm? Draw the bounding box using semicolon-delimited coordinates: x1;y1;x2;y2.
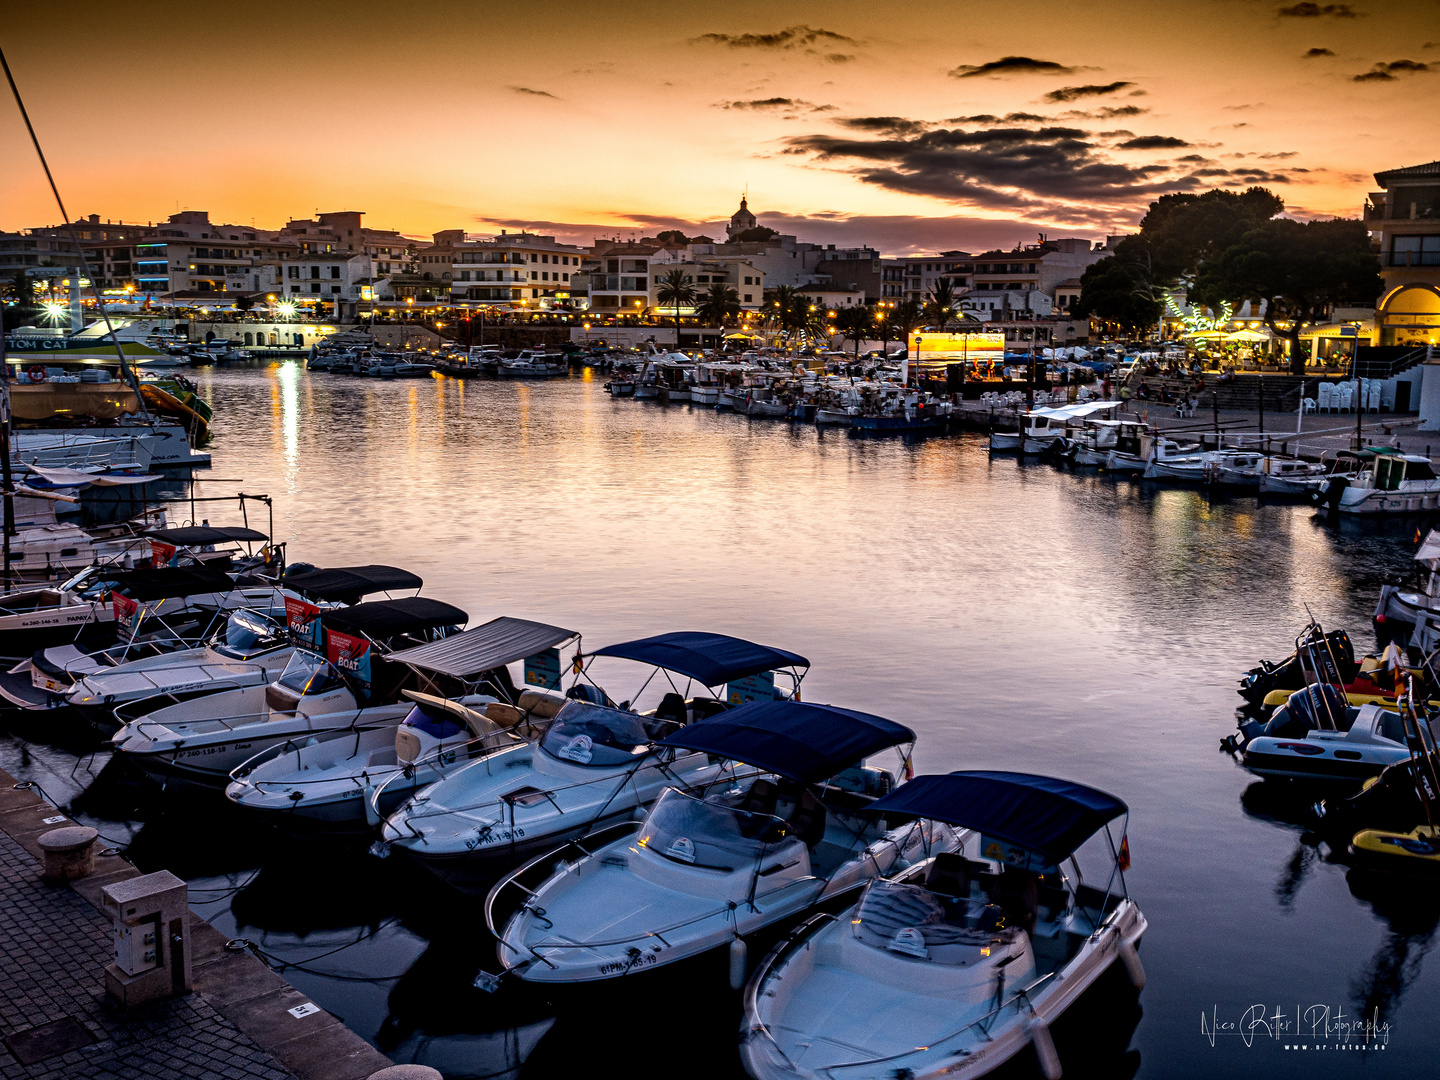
869;771;1127;862
589;631;808;687
657;700;913;783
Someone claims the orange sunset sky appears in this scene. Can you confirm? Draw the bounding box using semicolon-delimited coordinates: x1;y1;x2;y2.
3;0;1437;253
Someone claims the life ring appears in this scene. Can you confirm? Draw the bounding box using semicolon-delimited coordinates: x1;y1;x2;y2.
26;365;46;383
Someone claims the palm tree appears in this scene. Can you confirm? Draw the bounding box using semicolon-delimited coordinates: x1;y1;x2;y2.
656;268;697;350
696;282;740;330
834;306;873;364
925;278;959;330
764;285;809;349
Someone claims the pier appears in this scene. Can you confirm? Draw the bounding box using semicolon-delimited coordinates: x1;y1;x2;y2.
0;769;391;1080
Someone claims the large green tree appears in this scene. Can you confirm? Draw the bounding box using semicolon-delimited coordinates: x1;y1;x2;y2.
655;268;697;350
1076;186;1286;335
1193;217;1382;375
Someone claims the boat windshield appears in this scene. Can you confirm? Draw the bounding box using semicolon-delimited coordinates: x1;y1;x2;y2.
538;701;650;766
61;566;121;600
216;610;287;658
277;651;343;695
636;787;790;870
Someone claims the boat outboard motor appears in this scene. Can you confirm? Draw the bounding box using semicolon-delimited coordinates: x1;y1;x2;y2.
1314;475;1348;511
1239;627;1356;707
1238;681;1347;744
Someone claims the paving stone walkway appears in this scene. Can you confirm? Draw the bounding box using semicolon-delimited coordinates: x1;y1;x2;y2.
0;830;296;1080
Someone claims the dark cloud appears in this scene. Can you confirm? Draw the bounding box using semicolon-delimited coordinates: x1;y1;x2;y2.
1099;105;1147;118
1278;3;1361;16
1043;81;1134;103
1259;151;1299;158
1178;154;1215;163
1003;112;1049;122
690;26;855;49
721;97;818;110
1116;135;1192;149
950;56;1076;78
509;86;557;98
1304;47;1336;57
824;53;856;64
1354;59;1431;80
840;116;930;136
783;123;1194;217
946;114;1000;124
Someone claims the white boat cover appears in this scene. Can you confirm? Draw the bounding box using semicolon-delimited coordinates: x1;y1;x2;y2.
388;616;578;678
1416;528;1440;566
25;466;160;488
1028;401;1123;421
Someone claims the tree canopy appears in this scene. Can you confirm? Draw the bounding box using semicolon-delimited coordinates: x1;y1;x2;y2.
1192;217;1381;373
730;226;779;243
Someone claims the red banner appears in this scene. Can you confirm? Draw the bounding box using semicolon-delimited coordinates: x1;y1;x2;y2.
325;628;372;692
284;596;321;647
150;541;177;568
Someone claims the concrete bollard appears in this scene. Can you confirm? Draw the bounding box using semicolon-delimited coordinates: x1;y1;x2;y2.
37;826;98;881
367;1067;444;1080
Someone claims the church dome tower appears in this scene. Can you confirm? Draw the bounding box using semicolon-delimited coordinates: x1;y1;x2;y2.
727;195;757;238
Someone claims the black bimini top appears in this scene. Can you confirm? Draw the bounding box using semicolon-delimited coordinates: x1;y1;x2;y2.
144;526;269;545
109;566;238;601
589;631;809;687
284;565;423;603
870;771;1128;864
319;597;467;641
658;700;913;784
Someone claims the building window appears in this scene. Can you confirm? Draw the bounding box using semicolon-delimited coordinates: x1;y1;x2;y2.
290;285;300;293
330;267;340;279
530;254;538;262
531;271;537;280
311;283;320;293
744;294;752;303
310;266;320;278
288;266;298;279
563;273;569;282
331;286;341;294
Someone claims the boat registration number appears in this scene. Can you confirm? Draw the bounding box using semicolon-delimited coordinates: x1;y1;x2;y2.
597;952;656;975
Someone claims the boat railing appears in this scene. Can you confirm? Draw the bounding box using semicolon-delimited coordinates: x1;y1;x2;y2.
365;726;533;808
124;701;383;741
228;719;422;785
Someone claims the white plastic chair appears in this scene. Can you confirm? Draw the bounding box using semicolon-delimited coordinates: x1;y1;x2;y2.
1317;382;1333;413
1336;384;1352;412
1367;383;1381;412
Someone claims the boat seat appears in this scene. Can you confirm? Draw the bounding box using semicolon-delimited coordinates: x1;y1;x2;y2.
688;696;729;721
517;690;565;719
33;646;105;679
788;789;827;850
923;852;971;900
739;778;779;819
655;692;688;726
987;869;1039;937
485;702;526;728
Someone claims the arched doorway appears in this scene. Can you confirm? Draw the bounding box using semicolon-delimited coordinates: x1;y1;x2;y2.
1379;283;1440;347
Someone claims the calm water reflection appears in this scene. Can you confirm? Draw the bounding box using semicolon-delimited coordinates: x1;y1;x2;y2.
4;360;1435;1078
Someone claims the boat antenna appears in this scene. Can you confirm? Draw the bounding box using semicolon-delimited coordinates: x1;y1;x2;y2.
0;45;151;422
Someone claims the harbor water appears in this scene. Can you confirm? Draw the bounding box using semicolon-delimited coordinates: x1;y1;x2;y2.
3;359;1434;1078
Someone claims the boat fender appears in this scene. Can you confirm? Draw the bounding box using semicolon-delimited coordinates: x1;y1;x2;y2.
1026;1016;1062;1080
363;775;381;828
1119;938;1146;990
728;936;748;991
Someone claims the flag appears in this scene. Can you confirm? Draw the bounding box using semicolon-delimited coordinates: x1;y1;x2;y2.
1117;834;1132;871
903;756;915;781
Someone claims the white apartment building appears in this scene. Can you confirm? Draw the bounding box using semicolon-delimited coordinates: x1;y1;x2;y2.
414;230;586;305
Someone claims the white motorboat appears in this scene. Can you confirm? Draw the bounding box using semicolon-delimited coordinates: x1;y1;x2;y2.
1106;427;1199;473
3;562;420;718
1143;448;1258;483
110;596;469;787
65;607;291;731
1019;401;1121;455
1318;448;1440;515
1374;528;1440;650
987;428;1021;451
500;351;567;377
1258;457;1330;496
225;615;581;827
489;700;956;986
739;771;1147;1080
0;564;284;705
377;630;811;887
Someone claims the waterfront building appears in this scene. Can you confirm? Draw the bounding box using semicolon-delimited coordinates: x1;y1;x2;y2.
895;254;972;303
960;289;1054;320
813;253;902;303
1367;160;1440;348
415;230;585;307
795;284;865;309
